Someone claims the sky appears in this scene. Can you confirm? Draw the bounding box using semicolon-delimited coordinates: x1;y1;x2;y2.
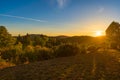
0;0;120;36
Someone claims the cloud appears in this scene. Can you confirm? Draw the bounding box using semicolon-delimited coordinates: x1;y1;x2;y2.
57;0;67;8
98;7;104;13
0;14;47;22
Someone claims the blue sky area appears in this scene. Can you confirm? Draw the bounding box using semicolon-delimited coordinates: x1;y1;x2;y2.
0;0;120;36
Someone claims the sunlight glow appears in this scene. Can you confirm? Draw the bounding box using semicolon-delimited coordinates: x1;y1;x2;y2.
95;31;103;36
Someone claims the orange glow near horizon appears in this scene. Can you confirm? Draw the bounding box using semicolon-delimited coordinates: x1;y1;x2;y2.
95;31;104;36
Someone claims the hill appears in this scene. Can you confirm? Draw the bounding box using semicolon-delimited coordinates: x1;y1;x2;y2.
0;49;120;80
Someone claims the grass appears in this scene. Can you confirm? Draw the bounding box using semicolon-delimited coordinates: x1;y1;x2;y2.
0;58;15;69
0;49;120;80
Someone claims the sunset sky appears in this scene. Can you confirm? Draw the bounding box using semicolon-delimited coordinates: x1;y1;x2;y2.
0;0;120;36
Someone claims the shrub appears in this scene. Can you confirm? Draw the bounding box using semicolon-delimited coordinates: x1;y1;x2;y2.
55;44;80;57
1;49;16;62
80;45;87;54
1;43;24;64
87;46;96;53
35;47;53;61
12;46;53;64
0;58;15;69
19;52;37;64
19;53;27;64
24;45;34;53
20;45;36;63
87;45;101;53
111;42;117;49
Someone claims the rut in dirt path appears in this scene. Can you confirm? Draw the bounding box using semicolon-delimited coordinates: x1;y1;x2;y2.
91;54;96;76
93;52;120;80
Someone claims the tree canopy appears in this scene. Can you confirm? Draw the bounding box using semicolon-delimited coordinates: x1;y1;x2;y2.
106;21;120;49
0;26;15;48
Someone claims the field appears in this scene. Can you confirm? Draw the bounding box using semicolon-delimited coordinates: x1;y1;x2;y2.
0;49;120;80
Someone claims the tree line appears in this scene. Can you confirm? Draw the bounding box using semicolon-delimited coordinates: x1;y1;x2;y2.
0;21;119;66
0;26;85;65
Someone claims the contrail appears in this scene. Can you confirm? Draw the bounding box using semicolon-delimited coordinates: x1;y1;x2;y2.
0;14;47;22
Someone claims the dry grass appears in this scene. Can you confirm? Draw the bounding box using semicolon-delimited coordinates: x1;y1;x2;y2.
0;49;120;80
0;58;15;69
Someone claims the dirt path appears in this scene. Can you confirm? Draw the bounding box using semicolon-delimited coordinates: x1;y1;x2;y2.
0;51;120;80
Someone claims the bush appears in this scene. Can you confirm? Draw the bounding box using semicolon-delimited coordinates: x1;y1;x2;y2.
87;46;96;53
24;52;37;63
1;49;17;62
19;46;53;63
0;58;15;69
35;47;53;61
55;44;80;57
19;53;27;64
111;42;117;49
80;45;87;54
19;45;36;63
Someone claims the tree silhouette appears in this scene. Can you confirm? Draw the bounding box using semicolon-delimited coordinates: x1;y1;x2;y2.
106;21;120;49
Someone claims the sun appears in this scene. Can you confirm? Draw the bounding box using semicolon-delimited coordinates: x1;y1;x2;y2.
95;31;103;36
